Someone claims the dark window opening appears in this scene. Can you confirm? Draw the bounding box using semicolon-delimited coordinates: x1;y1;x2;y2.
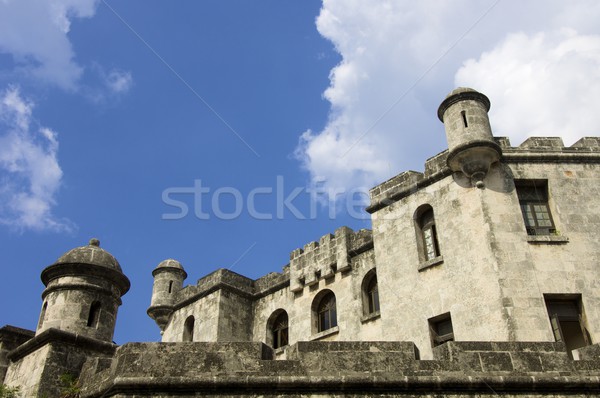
461;110;468;128
183;316;195;342
429;313;454;347
516;181;555;235
271;311;289;349
418;207;440;261
363;272;380;315
545;295;591;358
87;301;101;328
168;280;173;294
317;292;337;332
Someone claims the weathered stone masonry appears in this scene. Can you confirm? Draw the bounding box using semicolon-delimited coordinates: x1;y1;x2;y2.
2;88;600;397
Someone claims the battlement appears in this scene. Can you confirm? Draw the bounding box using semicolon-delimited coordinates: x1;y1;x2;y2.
167;227;373;307
289;226;373;292
78;340;600;397
253;266;290;296
172;268;255;308
367;136;600;213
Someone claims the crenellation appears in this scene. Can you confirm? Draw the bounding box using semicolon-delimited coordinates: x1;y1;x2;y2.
349;228;373;254
572;136;600;150
253;267;290;296
494;136;512;149
194;269;254;298
289;226;374;293
519;136;565;149
303;240;319;252
423;150;449;177
369;170;424;202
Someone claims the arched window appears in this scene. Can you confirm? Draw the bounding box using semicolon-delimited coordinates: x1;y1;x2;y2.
362;270;380;315
315;291;337;332
87;301;101;328
415;205;441;261
183;315;194;342
38;302;48;329
268;310;289;349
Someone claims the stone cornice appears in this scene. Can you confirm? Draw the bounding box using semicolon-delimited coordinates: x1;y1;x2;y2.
8;328;116;361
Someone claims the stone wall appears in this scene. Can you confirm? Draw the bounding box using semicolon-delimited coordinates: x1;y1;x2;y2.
162;290;221;342
0;326;33;382
160;137;600;358
4;328;115;397
77;340;600;397
367;136;600;359
161;228;377;347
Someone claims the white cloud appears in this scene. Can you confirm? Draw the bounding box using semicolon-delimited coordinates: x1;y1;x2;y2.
455;29;600;145
82;64;134;103
0;0;99;90
105;69;133;94
0;86;72;232
296;0;600;198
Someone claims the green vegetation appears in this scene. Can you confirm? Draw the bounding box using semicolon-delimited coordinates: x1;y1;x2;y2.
0;385;19;398
59;373;80;398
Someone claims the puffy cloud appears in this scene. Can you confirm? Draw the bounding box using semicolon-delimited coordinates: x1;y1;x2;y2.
0;86;72;232
0;0;99;90
296;0;600;198
455;29;600;145
105;69;133;94
80;65;134;104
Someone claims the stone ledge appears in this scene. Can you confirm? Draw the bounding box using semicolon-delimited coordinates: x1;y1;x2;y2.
8;328;116;361
309;326;339;341
294;341;417;353
361;311;381;323
526;235;569;244
0;325;35;348
418;256;444;272
81;374;600;397
576;343;600;360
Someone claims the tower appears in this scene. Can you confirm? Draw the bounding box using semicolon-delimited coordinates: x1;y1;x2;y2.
37;238;130;342
147;259;187;333
437;87;502;187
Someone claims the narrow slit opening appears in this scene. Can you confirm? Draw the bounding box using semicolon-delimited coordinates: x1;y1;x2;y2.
461;110;468;128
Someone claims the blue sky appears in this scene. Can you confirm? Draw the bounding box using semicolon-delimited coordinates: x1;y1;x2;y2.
1;1;600;344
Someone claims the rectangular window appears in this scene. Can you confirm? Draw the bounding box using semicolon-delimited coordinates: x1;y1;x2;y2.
516;180;555;235
423;226;438;260
429;313;454;348
544;295;591;358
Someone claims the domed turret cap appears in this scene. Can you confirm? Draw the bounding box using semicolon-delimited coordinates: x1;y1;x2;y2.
153;258;187;278
54;238;123;271
41;238;130;295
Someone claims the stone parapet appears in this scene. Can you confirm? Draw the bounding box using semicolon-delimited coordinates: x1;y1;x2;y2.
367;136;600;213
432;341;581;373
173;265;291;308
77;341;600;397
174;268;255;309
4;328;116;397
0;325;34;382
289;227;373;293
171;226;374;305
253;266;290;297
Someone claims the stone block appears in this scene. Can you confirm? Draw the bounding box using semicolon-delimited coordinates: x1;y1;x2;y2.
509;352;543;372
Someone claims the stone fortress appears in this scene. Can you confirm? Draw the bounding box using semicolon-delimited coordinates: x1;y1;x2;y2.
2;88;600;397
